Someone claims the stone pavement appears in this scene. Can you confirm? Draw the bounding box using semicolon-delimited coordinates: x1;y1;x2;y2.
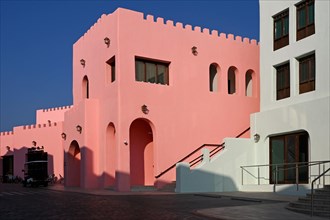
46;185;326;220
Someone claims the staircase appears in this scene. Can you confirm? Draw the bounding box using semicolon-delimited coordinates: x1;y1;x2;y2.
158;181;176;192
131;185;157;192
286;185;330;218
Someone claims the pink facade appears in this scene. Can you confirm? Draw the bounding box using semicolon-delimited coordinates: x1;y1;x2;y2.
1;8;259;191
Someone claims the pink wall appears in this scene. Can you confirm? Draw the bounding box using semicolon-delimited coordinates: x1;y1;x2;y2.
66;8;260;191
0;122;64;179
36;106;72;124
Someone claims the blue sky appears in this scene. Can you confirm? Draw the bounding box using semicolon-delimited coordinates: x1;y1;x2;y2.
0;0;259;132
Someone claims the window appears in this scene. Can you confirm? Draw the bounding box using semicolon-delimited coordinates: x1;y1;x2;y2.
296;0;315;41
82;76;89;99
273;9;289;50
245;70;253;97
135;58;169;85
106;57;115;83
276;63;290;100
299;53;315;94
228;66;237;94
209;63;219;92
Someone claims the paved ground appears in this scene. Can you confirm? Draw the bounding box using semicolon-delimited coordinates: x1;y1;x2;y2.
0;183;326;219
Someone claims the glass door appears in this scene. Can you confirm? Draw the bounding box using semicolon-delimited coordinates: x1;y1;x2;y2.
270;131;309;184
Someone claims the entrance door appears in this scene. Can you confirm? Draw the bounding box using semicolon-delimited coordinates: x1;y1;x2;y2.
270;131;309;184
2;155;14;183
129;119;154;186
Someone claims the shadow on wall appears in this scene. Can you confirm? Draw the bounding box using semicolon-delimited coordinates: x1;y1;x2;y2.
176;162;238;193
1;147;54;182
65;144;115;189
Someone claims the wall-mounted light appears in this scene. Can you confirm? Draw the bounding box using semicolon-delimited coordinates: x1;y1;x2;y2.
6;146;10;151
191;46;198;56
61;132;67;140
141;104;149;114
32;141;37;146
80;59;86;67
104;37;110;47
76;125;82;134
253;134;260;143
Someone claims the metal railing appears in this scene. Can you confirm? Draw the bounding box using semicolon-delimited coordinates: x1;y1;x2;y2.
240;160;330;192
155;127;250;179
311;167;330;216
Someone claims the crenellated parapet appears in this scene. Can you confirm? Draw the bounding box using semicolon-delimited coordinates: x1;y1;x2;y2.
142;13;258;46
41;105;72;112
22;122;58;129
79;8;258;46
0;131;14;136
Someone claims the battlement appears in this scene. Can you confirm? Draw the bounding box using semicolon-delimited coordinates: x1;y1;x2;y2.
22;122;58;130
80;8;258;46
142;13;258;46
0;131;14;136
41;105;72;112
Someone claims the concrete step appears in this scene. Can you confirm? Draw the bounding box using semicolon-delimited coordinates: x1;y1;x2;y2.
158;181;176;192
286;205;330;218
298;197;330;206
289;201;330;211
131;185;157;192
306;193;330;200
323;185;330;189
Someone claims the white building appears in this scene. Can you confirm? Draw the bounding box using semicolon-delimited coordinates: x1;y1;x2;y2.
176;0;330;194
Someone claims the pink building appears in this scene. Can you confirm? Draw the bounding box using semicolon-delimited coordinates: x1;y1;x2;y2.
0;8;259;191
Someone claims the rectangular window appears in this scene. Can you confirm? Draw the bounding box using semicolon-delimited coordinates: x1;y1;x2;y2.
276;63;290;100
135;58;169;85
299;53;315;94
273;9;289;50
296;0;315;40
106;56;115;83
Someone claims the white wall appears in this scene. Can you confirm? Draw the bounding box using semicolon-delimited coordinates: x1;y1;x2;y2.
259;0;330;111
176;139;255;193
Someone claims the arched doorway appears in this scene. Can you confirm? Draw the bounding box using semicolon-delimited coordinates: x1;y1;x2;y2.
67;140;81;187
105;123;116;187
129;119;154;186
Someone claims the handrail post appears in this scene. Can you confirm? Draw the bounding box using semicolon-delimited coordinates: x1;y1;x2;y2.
258;166;260;185
323;163;325;186
311;182;314;217
273;165;278;192
296;163;299;191
241;167;243;185
318;163;321;185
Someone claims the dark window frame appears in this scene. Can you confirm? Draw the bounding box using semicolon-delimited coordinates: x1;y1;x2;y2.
135;58;169;85
296;0;315;41
106;56;116;83
273;9;289;50
276;63;290;100
299;53;315;94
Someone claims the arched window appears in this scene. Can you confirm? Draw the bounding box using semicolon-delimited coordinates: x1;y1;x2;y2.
82;76;89;99
209;63;219;92
245;70;254;97
228;66;237;94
